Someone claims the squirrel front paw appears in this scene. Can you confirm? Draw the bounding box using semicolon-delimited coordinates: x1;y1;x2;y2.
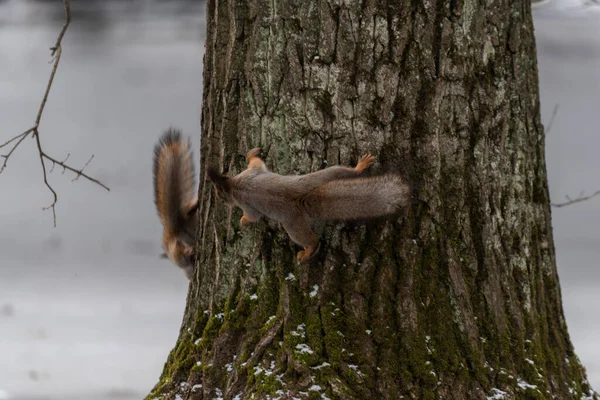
246;147;261;161
355;153;375;173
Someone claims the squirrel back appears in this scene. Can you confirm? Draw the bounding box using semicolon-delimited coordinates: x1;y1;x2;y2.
301;174;409;220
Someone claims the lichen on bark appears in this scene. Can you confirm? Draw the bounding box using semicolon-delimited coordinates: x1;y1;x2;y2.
148;0;596;399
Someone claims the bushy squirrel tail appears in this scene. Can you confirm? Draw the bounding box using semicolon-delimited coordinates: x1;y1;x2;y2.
302;175;409;220
153;128;196;233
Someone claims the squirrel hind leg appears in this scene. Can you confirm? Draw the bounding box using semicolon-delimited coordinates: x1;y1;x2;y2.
297;241;321;263
281;218;320;262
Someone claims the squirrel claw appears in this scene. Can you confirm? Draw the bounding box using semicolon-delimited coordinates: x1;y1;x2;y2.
356;153;375;172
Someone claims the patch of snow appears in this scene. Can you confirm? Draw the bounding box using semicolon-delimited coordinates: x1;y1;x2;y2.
291;324;306;337
214;387;223;400
276;373;286;384
285;273;296;281
250;293;258;300
308;385;322;391
312;362;331;370
487;388;508;399
517;378;538;391
295;343;314;354
310;285;319;298
347;364;365;377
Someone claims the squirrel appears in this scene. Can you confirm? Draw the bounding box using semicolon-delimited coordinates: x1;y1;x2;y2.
208;148;409;262
153;129;198;280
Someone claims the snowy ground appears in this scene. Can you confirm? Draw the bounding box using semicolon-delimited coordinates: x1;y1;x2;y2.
0;1;598;399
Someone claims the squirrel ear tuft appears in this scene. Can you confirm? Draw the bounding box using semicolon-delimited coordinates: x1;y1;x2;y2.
207;167;230;190
159;253;169;259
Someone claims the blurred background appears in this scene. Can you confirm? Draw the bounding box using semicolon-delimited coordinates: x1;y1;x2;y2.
0;0;598;399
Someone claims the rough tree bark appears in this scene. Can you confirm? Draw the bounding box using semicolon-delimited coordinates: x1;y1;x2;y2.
149;0;596;399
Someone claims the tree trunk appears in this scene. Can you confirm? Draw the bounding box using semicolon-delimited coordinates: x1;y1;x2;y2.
149;0;596;399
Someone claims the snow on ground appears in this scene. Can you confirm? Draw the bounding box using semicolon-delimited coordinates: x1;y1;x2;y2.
0;257;189;400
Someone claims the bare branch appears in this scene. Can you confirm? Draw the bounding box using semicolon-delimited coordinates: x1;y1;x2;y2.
552;190;600;208
51;0;71;57
49;153;70;174
0;0;109;227
43;153;109;191
34;42;63;129
33;131;58;225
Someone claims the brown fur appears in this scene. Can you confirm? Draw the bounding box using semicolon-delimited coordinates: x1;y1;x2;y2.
208;148;409;262
153;129;198;279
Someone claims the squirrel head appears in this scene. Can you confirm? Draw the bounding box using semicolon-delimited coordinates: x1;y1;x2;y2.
207;167;234;205
164;239;196;272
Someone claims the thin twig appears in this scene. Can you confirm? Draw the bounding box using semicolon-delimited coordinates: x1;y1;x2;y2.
50;0;71;57
545;104;559;135
0;128;33;149
552;190;600;208
0;0;109;227
49;153;70;174
0;129;33;174
33;130;58;224
41;153;109;190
